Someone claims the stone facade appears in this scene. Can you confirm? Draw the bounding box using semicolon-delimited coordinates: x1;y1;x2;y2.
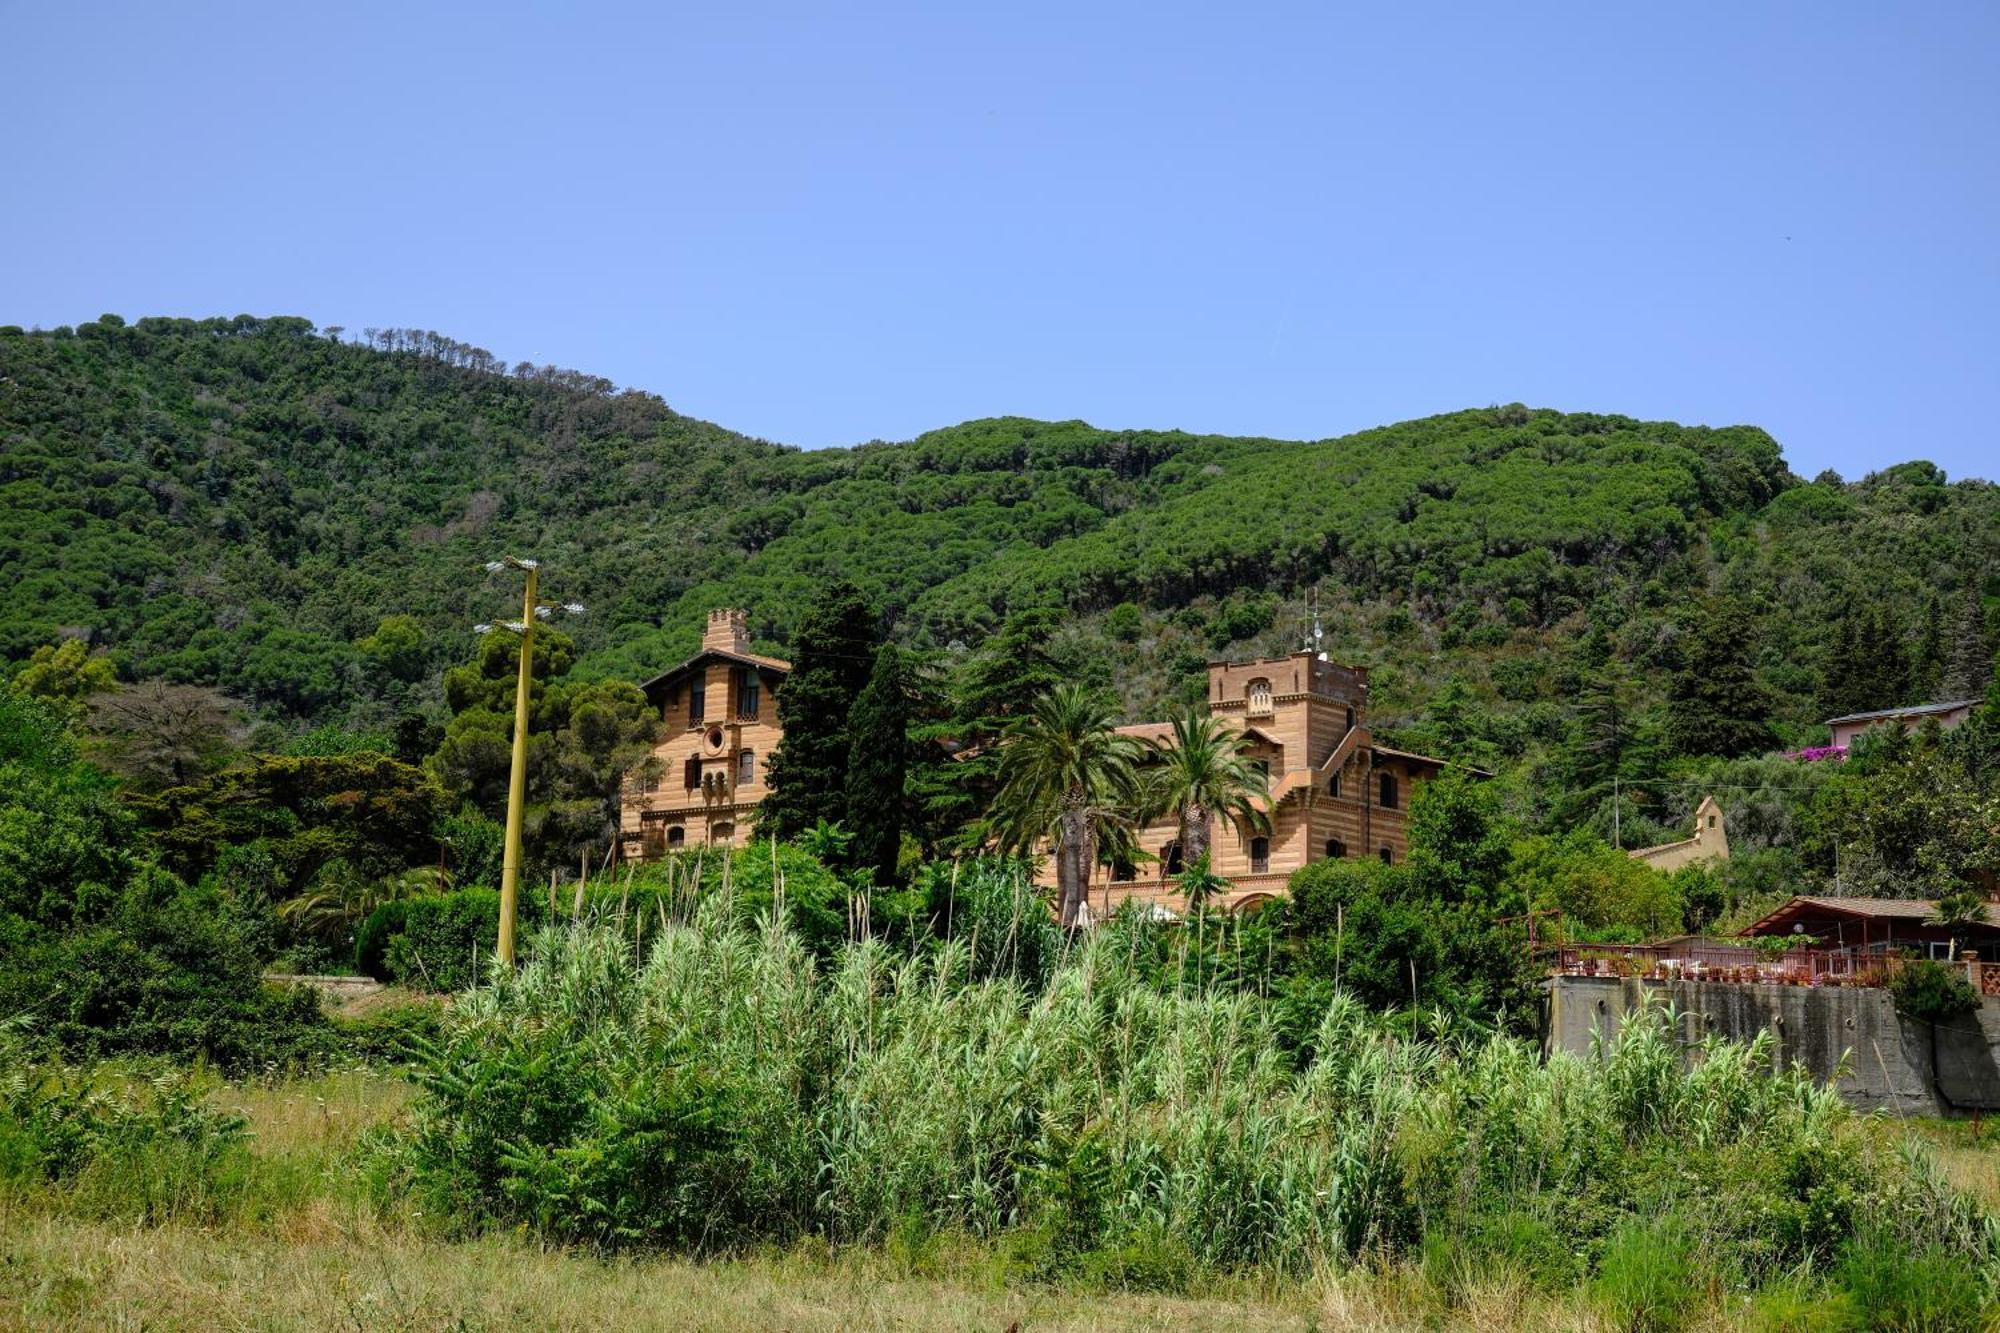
1066;650;1457;918
617;609;789;859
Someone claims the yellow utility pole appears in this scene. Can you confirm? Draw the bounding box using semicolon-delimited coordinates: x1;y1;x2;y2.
496;561;537;966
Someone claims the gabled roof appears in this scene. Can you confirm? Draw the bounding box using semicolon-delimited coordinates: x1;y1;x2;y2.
1824;699;1978;726
639;647;790;696
1370;744;1492;779
1740;894;2000;936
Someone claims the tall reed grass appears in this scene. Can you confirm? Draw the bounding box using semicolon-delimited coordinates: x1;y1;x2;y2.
393;880;2000;1311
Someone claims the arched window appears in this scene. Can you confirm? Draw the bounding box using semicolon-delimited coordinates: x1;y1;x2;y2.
1249;836;1270;873
1378;772;1398;810
666;826;685;848
736;748;755;785
1324;837;1346;859
683;755;702;789
1246;678;1273;715
712;821;735;845
1163;841;1184;876
1327;772;1341;798
1379;846;1393;865
1345;706;1356;732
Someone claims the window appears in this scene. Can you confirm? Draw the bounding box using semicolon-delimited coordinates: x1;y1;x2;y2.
1249;836;1269;873
683;755;701;789
666;826;685;848
1345;706;1356;732
1247;678;1273;715
1378;773;1398;810
689;674;706;723
736;748;755;785
1112;860;1135;883
1325;838;1346;859
737;668;760;720
1707;814;1717;829
1252;758;1270;778
1379;846;1393;865
1327;772;1341;798
641;773;660;794
712;821;735;845
1163;841;1184;876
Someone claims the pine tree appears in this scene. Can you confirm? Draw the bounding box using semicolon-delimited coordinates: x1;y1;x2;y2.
919;606;1073;848
844;643;909;885
759;582;876;841
1945;587;1994;700
1664;600;1777;759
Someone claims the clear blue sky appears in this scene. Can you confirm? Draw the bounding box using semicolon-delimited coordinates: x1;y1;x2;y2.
4;2;1995;480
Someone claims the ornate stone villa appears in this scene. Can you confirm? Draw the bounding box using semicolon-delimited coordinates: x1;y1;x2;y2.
1070;649;1460;917
618;609;788;859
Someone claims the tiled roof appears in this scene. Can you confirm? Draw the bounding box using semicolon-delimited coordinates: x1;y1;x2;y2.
1824;699;1977;726
639;647;791;694
1371;744;1494;779
1740;894;2000;935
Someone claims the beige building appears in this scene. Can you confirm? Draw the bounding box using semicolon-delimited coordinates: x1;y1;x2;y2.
1065;649;1460;918
618;609;788;859
1627;795;1729;872
1825;699;1979;752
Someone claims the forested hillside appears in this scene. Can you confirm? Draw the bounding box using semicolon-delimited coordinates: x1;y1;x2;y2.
4;314;1995;769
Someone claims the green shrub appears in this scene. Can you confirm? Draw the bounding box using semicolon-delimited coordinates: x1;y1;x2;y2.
331;1001;442;1064
0;868;330;1073
353;900;410;980
387;890;542;992
1890;959;1980;1024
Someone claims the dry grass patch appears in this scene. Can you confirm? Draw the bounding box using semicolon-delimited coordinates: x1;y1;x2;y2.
0;1213;1321;1332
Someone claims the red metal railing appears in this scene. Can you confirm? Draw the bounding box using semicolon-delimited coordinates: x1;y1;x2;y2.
1545;941;2000;991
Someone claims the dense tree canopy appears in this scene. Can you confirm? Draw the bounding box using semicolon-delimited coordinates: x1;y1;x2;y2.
5;315;1991;754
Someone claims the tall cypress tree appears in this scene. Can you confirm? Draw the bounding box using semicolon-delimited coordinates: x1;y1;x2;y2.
844;643;909;884
1945;587;1994;700
1816;613;1862;720
1914;593;1946;700
1664;600;1777;759
760;582;876;841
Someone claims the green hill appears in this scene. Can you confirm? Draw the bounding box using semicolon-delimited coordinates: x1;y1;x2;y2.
3;314;1994;740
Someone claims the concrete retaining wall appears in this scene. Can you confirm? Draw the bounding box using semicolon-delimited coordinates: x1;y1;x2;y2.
1545;976;2000;1117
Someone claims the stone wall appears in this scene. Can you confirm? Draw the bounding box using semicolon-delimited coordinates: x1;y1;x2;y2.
1545;975;2000;1117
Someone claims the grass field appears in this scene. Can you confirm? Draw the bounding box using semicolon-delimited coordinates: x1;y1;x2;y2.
11;1062;1998;1331
0;1066;1632;1331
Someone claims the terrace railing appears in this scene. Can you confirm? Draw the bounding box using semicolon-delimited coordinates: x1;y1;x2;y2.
1548;941;2000;994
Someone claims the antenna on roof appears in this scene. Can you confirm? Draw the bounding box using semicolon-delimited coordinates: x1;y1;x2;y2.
1310;586;1327;660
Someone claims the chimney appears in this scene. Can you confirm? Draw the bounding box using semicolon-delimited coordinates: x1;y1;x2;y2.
703;608;751;654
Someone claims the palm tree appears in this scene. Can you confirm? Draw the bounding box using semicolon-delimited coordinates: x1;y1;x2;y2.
1146;709;1271;871
988;685;1146;928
